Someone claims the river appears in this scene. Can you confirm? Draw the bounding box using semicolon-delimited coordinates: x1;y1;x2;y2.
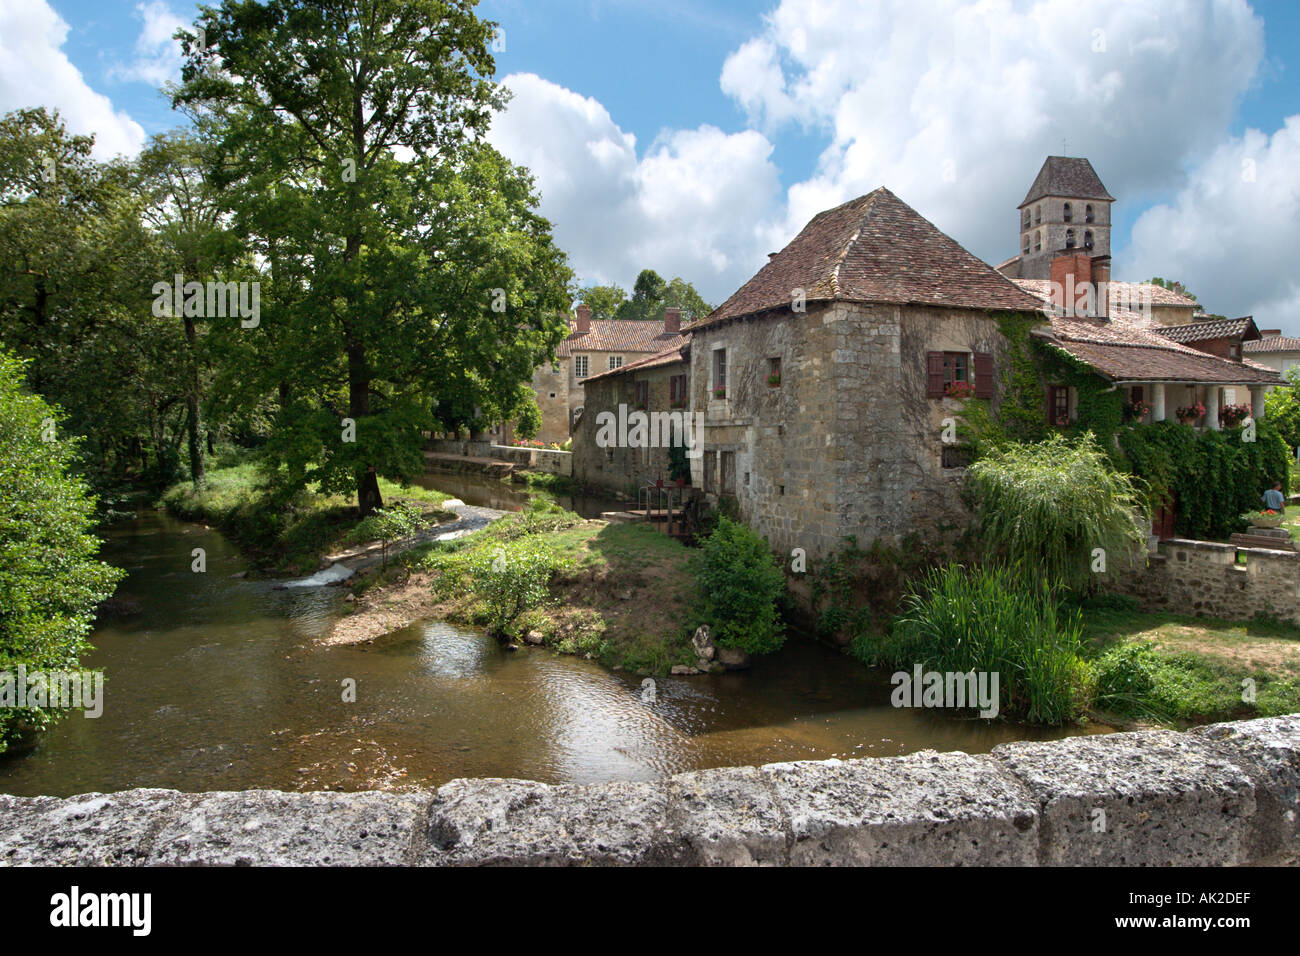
0;473;1109;797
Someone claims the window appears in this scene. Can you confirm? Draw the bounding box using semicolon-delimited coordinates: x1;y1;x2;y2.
574;355;589;379
1023;210;1031;229
1048;385;1070;426
669;373;687;407
768;356;782;386
1083;230;1094;251
927;351;993;398
720;451;736;494
942;445;973;469
1063;202;1073;223
944;352;969;387
703;450;716;493
1035;231;1042;252
608;355;623;371
1065;228;1076;249
1085;204;1094;223
548;392;556;399
635;380;649;410
1023;234;1030;254
712;348;727;396
1035;204;1042;224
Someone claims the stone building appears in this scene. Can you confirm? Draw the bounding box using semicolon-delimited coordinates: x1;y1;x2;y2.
1244;330;1300;381
570;345;691;496
680;187;1045;559
996;156;1114;280
523;305;689;445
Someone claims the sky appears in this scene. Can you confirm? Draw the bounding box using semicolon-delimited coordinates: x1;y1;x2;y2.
3;0;1300;331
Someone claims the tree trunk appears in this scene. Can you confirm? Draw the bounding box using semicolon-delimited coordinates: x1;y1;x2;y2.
184;312;204;486
348;339;382;516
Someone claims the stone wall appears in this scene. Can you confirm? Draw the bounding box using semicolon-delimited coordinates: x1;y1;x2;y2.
3;716;1296;866
688;302;1014;559
1113;538;1300;625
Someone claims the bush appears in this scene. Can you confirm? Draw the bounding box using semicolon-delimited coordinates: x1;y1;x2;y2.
966;432;1148;593
430;535;567;638
690;516;785;655
347;502;426;568
854;564;1094;725
0;352;125;752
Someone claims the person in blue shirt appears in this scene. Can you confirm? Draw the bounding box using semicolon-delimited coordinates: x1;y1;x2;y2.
1263;481;1285;512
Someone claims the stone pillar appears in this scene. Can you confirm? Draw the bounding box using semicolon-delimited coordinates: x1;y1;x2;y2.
1151;383;1166;422
1205;386;1220;431
1250;386;1266;420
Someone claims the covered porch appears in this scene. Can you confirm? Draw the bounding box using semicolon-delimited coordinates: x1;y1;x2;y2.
1115;380;1268;429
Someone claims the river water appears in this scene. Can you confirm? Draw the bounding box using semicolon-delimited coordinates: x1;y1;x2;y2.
0;474;1109;797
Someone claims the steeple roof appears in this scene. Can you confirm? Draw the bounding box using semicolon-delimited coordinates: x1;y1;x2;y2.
1019;157;1115;208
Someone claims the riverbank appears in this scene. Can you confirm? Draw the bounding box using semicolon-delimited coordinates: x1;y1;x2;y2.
328;500;701;673
160;462;457;574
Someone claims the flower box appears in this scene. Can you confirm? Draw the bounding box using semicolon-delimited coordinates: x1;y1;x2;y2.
943;380;977;400
1252;511;1283;528
712;387;727;399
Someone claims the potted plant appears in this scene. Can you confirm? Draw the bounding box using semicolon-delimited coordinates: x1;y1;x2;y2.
1220;403;1252;428
1252;509;1284;528
1175;402;1205;425
767;372;781;387
943;380;977;399
713;386;727;399
1124;398;1152;423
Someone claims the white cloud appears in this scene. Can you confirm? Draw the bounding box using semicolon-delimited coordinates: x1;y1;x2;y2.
111;1;187;88
0;0;146;158
1128;117;1300;332
488;73;783;303
721;0;1267;275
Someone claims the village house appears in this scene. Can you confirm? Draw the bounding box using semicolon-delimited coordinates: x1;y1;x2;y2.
570;158;1284;558
521;304;689;445
1244;329;1300;382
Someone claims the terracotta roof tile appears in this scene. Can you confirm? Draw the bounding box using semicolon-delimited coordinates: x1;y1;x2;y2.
1245;335;1300;353
1040;338;1281;384
689;187;1044;329
1154;316;1259;344
583;343;688;383
556;320;688;357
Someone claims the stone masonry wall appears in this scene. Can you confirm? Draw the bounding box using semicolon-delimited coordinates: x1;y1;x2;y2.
1113;539;1300;626
3;716;1297;866
572;362;686;497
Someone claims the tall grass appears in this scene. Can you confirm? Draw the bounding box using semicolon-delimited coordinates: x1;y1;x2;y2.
965;432;1148;593
853;564;1094;724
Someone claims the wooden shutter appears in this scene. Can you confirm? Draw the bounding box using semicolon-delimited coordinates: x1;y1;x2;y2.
974;352;994;398
926;352;944;398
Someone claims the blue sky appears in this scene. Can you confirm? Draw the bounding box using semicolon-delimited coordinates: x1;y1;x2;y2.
7;0;1300;328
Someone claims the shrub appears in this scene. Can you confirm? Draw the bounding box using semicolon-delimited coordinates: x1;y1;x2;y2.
965;432;1148;593
430;536;567;638
347;502;426;568
690;516;785;655
854;564;1094;725
0;352;125;752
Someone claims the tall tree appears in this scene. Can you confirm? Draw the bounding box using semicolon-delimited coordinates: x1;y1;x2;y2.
175;0;572;514
577;283;626;319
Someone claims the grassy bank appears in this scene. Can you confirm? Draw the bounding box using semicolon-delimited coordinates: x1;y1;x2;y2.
340;500;700;672
161;462;454;573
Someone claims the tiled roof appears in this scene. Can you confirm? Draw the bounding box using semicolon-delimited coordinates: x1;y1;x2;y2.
1040;337;1281;384
556;320;688;357
1244;335;1300;354
1019;157;1115;207
583;344;688;383
1013;278;1199;325
1155;316;1259;345
690;187;1044;329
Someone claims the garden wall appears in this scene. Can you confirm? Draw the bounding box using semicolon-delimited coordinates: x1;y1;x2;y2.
3;716;1297;866
1113;538;1300;625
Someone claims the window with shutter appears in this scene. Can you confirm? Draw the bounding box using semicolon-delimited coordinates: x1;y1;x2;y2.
926;352;944;398
974;352;994;398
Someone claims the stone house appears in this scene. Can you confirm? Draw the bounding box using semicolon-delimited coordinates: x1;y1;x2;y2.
522;305;688;445
571;345;691;496
1244;330;1300;382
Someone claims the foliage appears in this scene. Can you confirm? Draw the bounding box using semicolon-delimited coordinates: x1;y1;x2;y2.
689;516;785;655
1264;372;1300;450
0;352;125;752
577;284;627;320
348;502;427;569
1146;277;1198;301
174;0;574;514
431;536;567;638
1118;419;1290;540
965;433;1148;593
851;564;1094;725
611;269;714;323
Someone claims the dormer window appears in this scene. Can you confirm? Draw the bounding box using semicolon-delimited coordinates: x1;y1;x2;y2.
1083;230;1094;251
1065;228;1076;250
1085;204;1094;223
1063;202;1073;223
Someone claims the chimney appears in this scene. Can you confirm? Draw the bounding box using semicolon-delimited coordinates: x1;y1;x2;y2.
663;307;681;336
1091;255;1111;321
1049;251;1102;319
575;304;591;334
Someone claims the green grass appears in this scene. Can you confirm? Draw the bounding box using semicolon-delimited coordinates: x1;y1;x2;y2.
1079;603;1300;724
161;461;452;573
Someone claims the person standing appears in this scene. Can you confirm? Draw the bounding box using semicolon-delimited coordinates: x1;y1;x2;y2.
1263;481;1285;512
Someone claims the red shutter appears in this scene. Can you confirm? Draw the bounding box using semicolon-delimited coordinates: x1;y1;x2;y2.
927;352;944;397
974;352;994;399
